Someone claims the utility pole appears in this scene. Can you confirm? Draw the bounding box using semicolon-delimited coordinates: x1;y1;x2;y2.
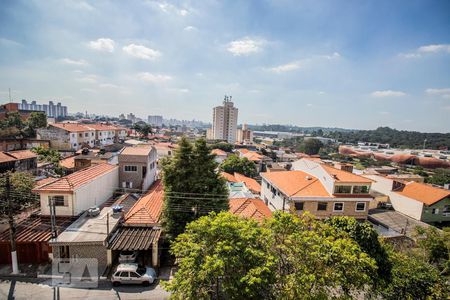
6;173;19;274
50;197;57;239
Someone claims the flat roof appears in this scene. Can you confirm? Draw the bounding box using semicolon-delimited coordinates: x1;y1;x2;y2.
50;207;121;245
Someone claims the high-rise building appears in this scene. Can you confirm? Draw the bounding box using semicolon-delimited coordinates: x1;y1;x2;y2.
19;99;68;118
148;115;163;127
212;96;238;143
236;124;254;144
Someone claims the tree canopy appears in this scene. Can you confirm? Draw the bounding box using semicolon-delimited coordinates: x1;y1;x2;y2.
161;137;228;240
220;154;257;178
298;138;324;155
133;121;152;138
0;172;37;216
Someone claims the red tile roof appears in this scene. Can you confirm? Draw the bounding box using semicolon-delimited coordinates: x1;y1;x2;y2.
50;123;95;132
32;163;118;193
395;182;450;205
234;172;261;194
59;155;76;169
229;198;272;221
221;172;238;182
261;171;331;197
124;180;164;225
35;177;58;188
211;149;227;156
7;150;37;160
0;152;16;164
242;151;263;162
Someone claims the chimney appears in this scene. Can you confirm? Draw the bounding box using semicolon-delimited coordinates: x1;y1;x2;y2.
392;180;406;191
305;176;312;180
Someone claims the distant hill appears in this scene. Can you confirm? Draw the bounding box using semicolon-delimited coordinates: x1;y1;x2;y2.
246;124;354;133
327;127;450;150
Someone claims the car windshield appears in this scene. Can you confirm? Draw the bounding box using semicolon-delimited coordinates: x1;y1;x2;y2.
136;266;146;276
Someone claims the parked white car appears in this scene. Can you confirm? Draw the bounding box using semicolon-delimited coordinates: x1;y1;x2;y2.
111;263;156;286
118;250;137;263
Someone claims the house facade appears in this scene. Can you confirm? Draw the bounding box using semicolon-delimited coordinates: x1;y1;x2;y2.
33;163;119;216
118;146;157;192
261;159;373;219
364;174;450;224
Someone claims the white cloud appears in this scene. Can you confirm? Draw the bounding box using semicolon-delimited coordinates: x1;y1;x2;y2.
398;52;421;59
138;72;172;83
322;52;341;60
0;38;22;47
67;1;94;11
269;61;302;73
157;2;189;16
60;58;89;66
183;26;197;31
76;74;98;83
418;44;450;53
99;83;120;89
306;103;313;107
426;88;450;99
371;90;406;97
123;44;161;60
88;38;115;52
318;91;326;95
80;88;96;93
227;37;265;56
379;111;390;115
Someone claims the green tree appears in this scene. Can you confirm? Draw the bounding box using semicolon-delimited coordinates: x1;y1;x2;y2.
268;212;376;299
325;217;392;291
415;226;449;274
220;154;257;178
380;249;449;300
0;172;37;216
27;111;47;129
133;121;152;138
161;137;228;239
163;212;275;300
425;169;450;186
209;142;234;152
298;138;323;155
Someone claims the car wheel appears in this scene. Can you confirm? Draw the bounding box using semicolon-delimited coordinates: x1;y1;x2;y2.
113;281;120;287
142;281;150;287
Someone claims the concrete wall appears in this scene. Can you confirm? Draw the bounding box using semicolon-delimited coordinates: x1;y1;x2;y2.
292;199;370;219
37;127;72;151
421;197;450;223
364;175;424;220
118;148;157;191
40;193;74;216
261;177;288;211
74;167;119;214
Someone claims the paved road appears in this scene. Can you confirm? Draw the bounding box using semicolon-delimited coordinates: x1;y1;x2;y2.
0;278;170;300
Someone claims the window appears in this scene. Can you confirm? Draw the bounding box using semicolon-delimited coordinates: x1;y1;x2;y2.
122;181;133;188
432;208;439;215
353;186;369;194
124;165;137;172
317;202;328;211
294;202;304;210
356;202;366;212
333;202;344;211
48;195;65;206
79;133;82;137
84;133;89;137
130;272;140;278
71;133;75;138
334;186;352;194
91;132;94;136
142;166;147;177
443;205;450;214
73;143;77;147
119;272;129;278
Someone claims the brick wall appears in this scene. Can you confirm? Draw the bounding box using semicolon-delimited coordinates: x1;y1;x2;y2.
297;200;369;219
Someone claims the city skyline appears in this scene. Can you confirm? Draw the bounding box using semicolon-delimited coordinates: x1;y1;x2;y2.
1;1;450;132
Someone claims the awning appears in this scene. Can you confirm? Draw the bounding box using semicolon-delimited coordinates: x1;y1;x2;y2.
108;227;161;251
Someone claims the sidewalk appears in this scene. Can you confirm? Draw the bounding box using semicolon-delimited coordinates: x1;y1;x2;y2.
0;263;50;278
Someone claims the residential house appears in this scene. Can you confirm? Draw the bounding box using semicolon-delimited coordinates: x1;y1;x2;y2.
37;123;96;151
262;159;373;219
33;163;119;216
221;172;261;197
229;197;272;222
363;174;450;224
108;180;164;268
153;142;177;159
211;148;228;164
118;146;157;191
0;150;37;173
236;149;272;172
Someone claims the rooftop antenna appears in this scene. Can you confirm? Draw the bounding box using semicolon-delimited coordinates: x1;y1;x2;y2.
8;88;11;102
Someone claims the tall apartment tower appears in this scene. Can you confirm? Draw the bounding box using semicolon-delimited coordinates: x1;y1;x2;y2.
212;95;238;143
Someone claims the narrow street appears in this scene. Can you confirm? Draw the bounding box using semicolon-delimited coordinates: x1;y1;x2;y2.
0;278;170;300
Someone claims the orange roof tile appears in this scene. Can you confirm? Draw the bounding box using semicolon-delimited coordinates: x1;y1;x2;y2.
211;149;227;156
0;152;16;163
50;123;95;132
242;151;263;162
229;198;272;221
221;172;238;182
7;150;37;160
238;149;250;154
234;172;261;194
83;124;123;131
35;177;58;188
59;156;76;169
261;171;331;197
124;180;164;225
321;164;372;183
396;182;450;205
121;146;153;156
33;164;117;193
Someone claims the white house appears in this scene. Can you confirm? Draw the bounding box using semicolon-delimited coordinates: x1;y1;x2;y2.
33;163;119;216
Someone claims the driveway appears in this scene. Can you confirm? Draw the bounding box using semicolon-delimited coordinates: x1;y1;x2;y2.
0;278;170;300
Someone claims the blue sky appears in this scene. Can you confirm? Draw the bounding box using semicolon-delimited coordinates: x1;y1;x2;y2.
0;0;449;132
